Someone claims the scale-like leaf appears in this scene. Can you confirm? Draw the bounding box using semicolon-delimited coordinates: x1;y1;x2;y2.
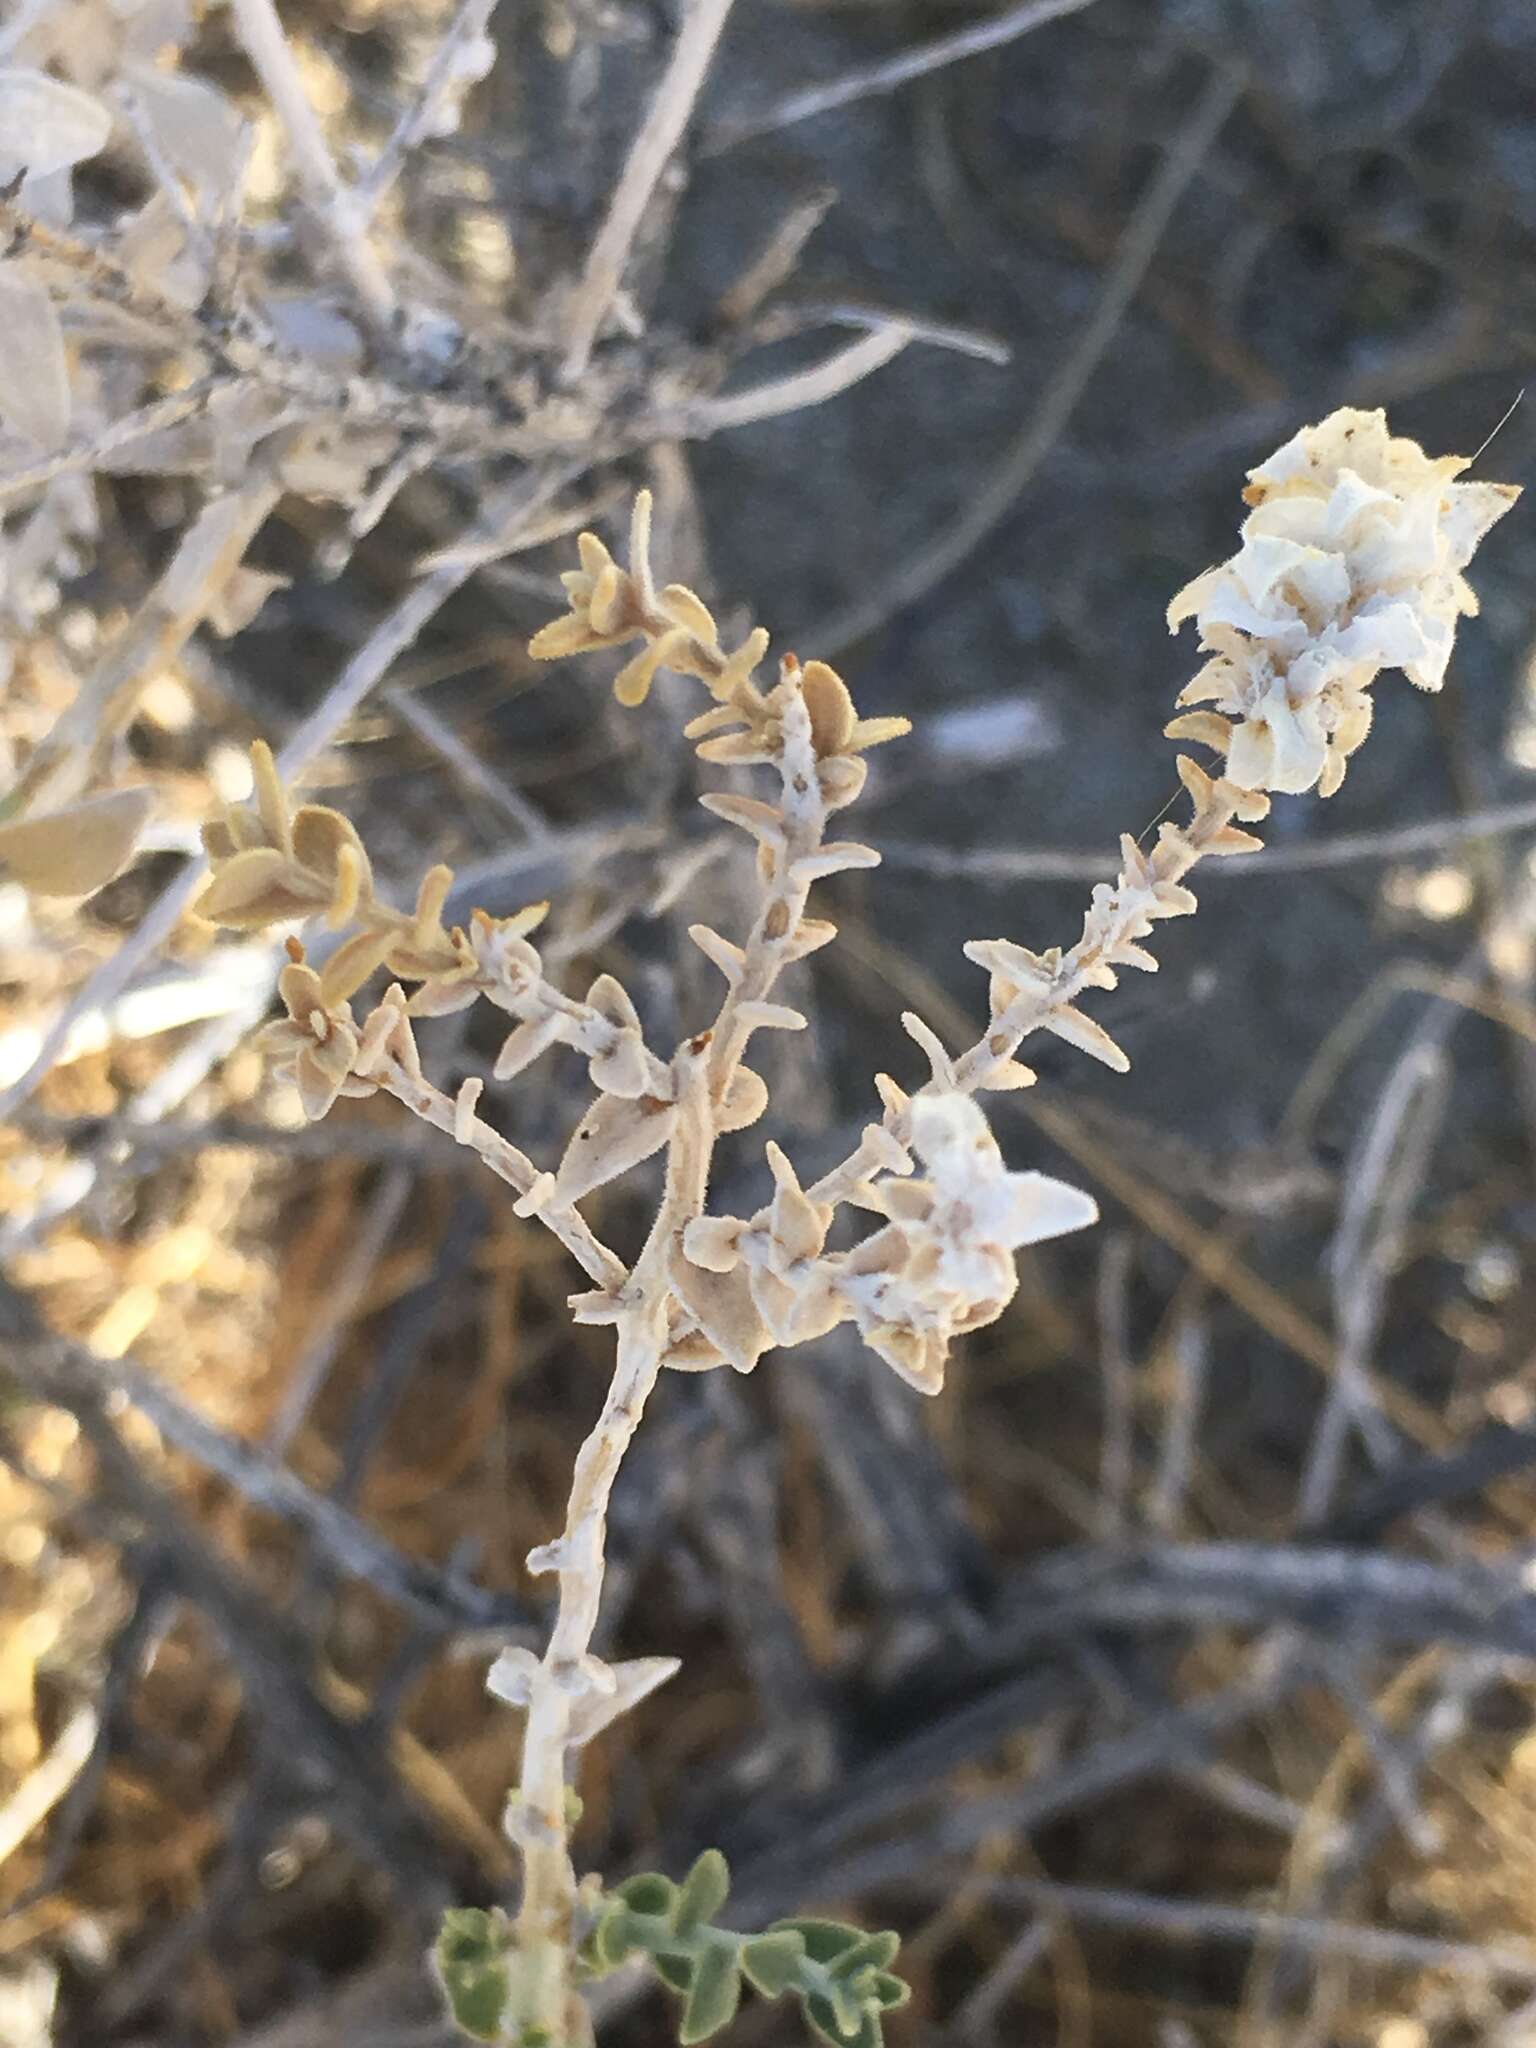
678;1943;741;2044
0;265;70;450
0;68;112;179
0;789;151;896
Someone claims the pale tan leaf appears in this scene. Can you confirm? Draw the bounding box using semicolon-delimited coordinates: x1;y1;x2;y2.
667;1251;770;1375
657;582;717;643
1164;711;1233;750
196;846;319;926
0;788;151;895
789;841;879;883
688;923;745;985
799;659;855;757
122;64;242;203
0;265;70;451
736;1001;806;1032
698;793;784;845
680;1216;744;1273
1043;1003;1131;1073
549;1092;676;1206
715;1066;767;1133
783;917;838;961
494;1014;564;1081
568;1658;682;1747
0;69;113;180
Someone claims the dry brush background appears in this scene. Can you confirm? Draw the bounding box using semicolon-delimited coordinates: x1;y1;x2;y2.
5;1;1536;2044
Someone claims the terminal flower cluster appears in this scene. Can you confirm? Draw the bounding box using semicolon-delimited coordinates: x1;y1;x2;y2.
1166;406;1519;795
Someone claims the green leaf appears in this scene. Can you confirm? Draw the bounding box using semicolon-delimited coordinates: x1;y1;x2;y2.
436;1909;505;1968
673;1849;731;1934
437;1963;509;2042
679;1943;741;2044
827;1931;901;1978
804;1993;882;2048
592;1905;636;1970
740;1931;806;1998
769;1918;864;1966
432;1909;512;2042
618;1872;680;1918
866;1971;911;2011
827;1975;870;2039
652;1951;695;1995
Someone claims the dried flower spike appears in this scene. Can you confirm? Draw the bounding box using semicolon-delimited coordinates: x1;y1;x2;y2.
1166;407;1519;796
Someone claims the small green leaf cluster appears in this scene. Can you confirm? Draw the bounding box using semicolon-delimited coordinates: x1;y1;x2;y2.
580;1851;910;2048
434;1908;517;2043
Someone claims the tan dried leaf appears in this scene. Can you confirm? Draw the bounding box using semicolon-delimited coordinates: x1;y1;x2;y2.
1043;1004;1131;1073
716;1066;768;1133
699;793;784;846
681;1215;744;1273
658;583;718;644
789;841;879;883
667;1251;770;1374
688;923;746;985
848;715;912;752
291;805;372;891
550;1092;677;1206
799;660;856;757
784;917;838;961
493;1014;565;1082
1206;824;1265;856
318;929;396;1006
0;265;71;451
0;788;152;895
567;1657;682;1747
197;846;321;926
764;1144;830;1265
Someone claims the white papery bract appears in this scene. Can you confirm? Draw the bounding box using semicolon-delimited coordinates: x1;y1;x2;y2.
1168;407;1519;796
835;1094;1098;1395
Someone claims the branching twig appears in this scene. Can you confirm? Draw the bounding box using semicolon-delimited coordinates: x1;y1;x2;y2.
559;0;738;383
229;0;398;329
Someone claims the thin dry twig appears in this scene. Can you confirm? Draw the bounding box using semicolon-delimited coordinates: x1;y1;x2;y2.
228;0;398;328
702;0;1098;155
808;61;1245;654
679;325;911;435
878;795;1536;883
1297;1041;1449;1527
559;0;738;384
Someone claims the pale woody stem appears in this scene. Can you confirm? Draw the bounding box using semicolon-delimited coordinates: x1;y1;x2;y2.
374;1061;626;1291
510;1311;662;2005
708;732;824;1098
810;781;1241;1210
559;0;737;384
507;694;828;2036
960;783;1238;1091
509;1048;717;2036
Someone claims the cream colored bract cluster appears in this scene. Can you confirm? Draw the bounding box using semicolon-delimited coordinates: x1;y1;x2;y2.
835;1093;1098;1393
1167;407;1519;796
